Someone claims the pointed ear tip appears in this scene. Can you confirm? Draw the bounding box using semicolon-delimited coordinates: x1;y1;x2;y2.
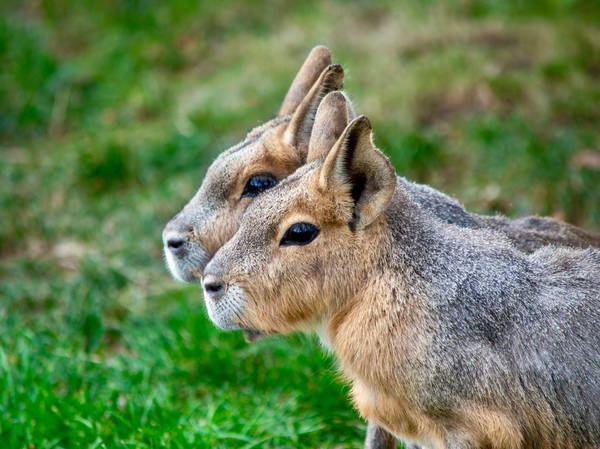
324;64;344;79
309;45;332;63
320;64;344;91
322;90;348;105
311;45;331;55
354;115;372;130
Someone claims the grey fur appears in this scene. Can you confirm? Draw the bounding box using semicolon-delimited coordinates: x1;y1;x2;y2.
399;176;600;251
378;182;600;447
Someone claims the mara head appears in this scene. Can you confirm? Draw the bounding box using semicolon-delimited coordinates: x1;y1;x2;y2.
163;46;349;282
202;114;397;340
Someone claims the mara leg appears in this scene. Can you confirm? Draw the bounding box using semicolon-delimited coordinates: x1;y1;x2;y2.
364;421;396;449
364;422;422;449
364;421;397;449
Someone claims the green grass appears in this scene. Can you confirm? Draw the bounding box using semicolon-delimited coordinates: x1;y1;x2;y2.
1;1;599;448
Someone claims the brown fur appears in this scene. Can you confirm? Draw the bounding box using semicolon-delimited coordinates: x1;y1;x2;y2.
196;124;298;258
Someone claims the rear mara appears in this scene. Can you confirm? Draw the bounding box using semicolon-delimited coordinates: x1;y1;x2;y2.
202;115;600;449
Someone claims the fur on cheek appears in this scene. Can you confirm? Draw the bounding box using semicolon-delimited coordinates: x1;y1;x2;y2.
205;285;247;330
236;236;366;335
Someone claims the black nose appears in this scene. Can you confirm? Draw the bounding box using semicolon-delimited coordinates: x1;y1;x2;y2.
205;280;224;294
166;235;187;255
167;236;186;250
203;277;225;300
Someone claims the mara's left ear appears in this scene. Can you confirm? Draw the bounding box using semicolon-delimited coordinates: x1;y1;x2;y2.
279;45;333;117
283;64;344;160
318;116;396;229
306;91;355;162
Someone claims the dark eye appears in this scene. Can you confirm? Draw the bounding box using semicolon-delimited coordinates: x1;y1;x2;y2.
241;174;278;198
280;222;320;246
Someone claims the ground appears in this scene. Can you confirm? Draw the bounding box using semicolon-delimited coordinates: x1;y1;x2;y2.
1;1;599;448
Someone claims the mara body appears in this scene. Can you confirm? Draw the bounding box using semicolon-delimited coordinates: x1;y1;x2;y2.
202;115;600;449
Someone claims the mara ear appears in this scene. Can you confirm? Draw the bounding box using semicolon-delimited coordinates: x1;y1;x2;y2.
278;45;333;117
306;91;355;162
319;116;396;230
283;64;344;160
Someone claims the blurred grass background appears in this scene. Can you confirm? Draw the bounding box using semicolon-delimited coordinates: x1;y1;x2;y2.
1;0;599;448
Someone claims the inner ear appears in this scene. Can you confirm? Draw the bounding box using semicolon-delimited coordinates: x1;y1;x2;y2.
343;124;362;173
319;116;397;230
350;173;366;204
341;123;367;200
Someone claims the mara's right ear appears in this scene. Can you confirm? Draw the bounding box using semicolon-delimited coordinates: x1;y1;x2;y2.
307;91;355;162
318;116;396;230
282;64;344;160
278;45;332;117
